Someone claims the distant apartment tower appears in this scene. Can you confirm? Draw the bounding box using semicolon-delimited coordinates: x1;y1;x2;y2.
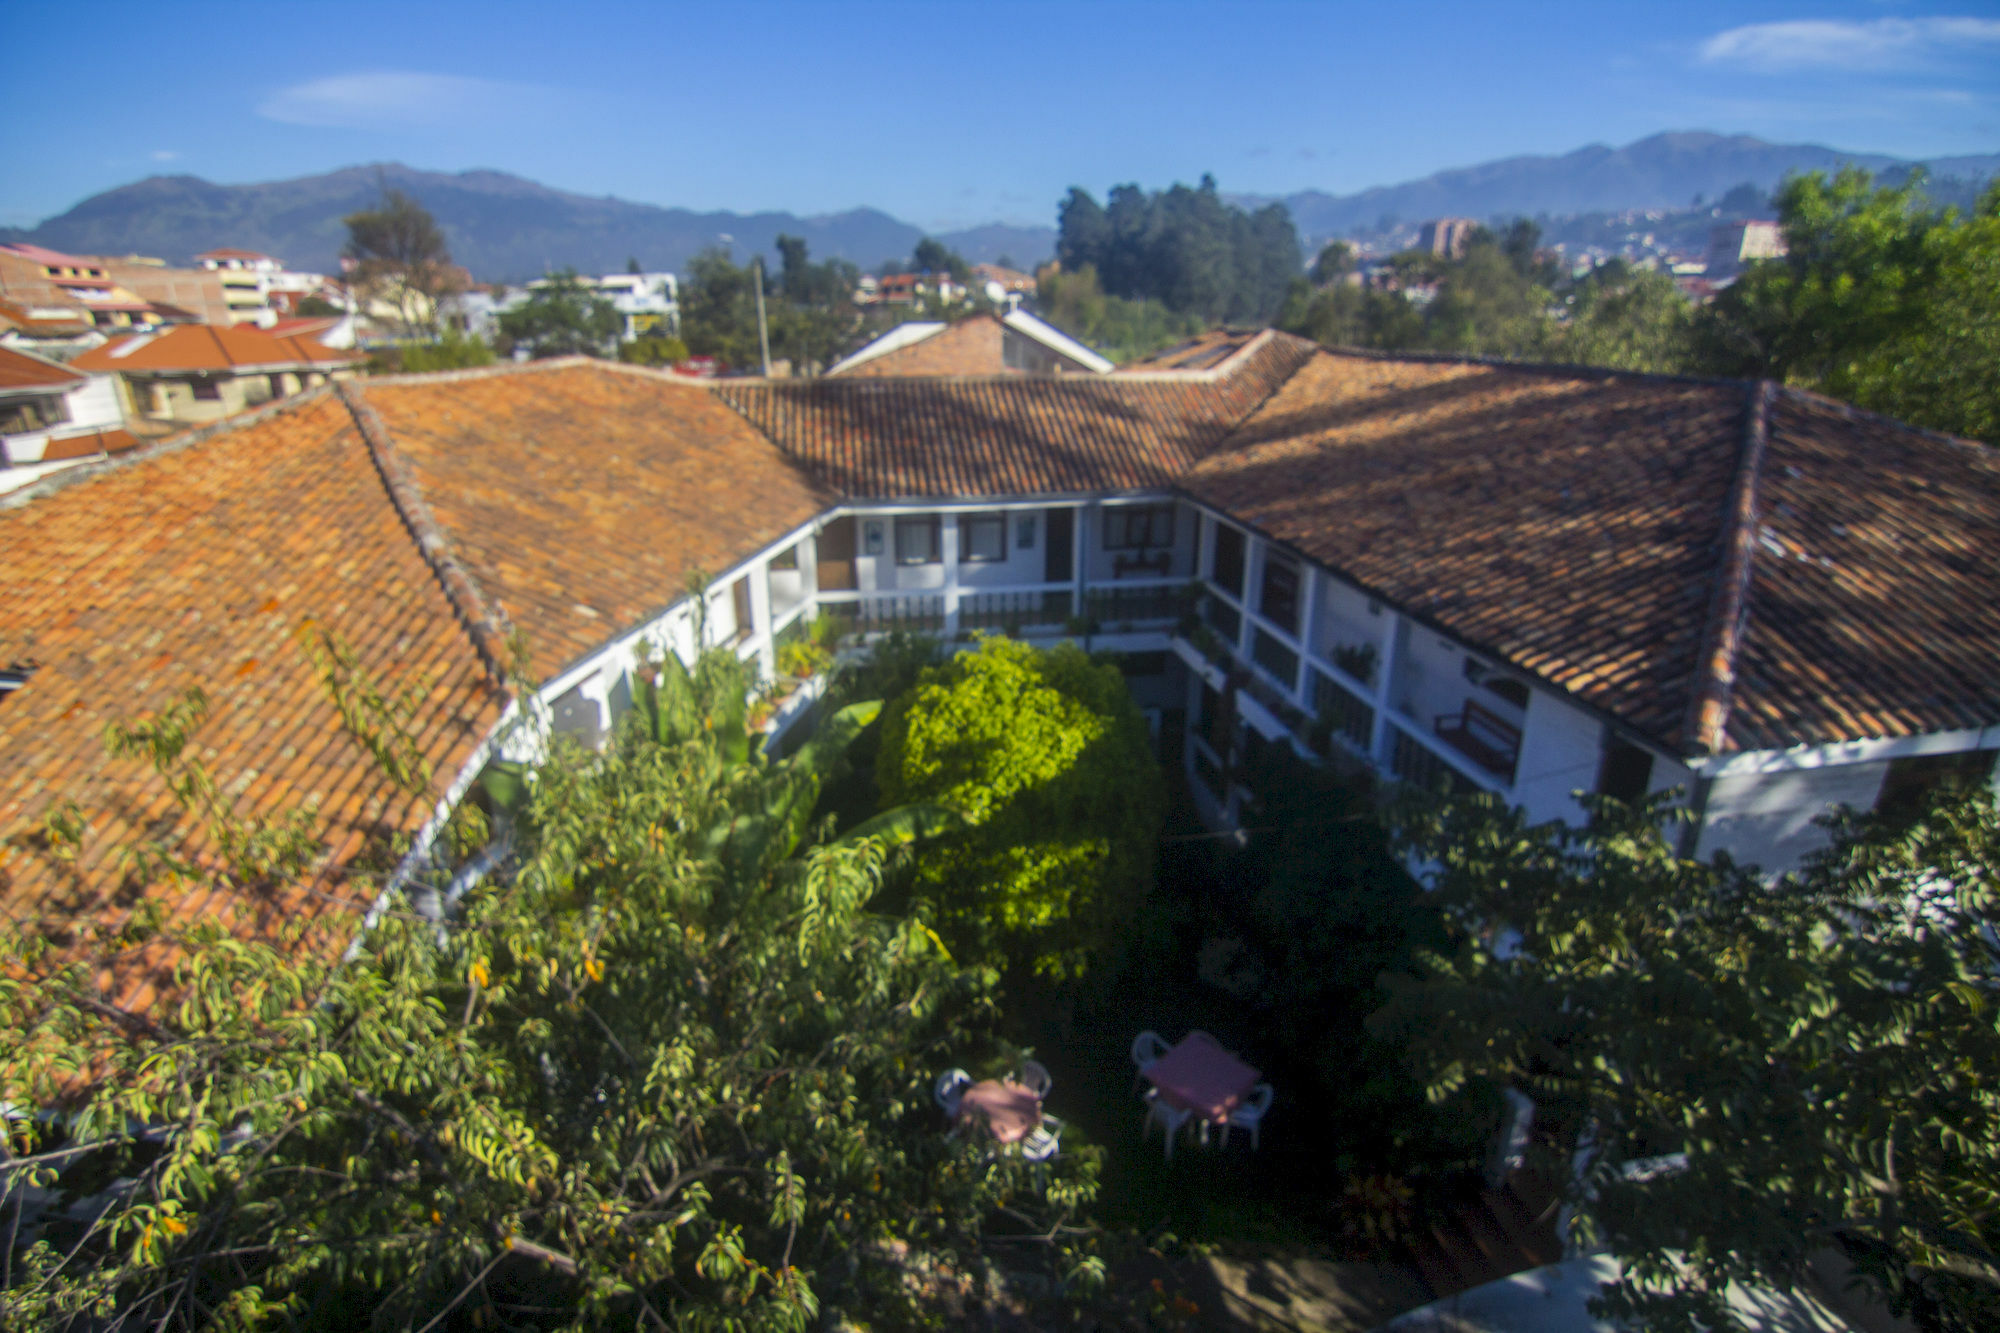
1417;218;1477;259
1704;220;1786;279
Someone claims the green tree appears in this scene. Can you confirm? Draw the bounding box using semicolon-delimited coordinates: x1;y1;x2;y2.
1693;168;2000;441
2;646;1103;1329
394;330;497;373
910;237;970;284
1055;175;1302;324
1371;787;2000;1332
1551;258;1694;373
1032;264;1203;363
617;333;689;367
341;185;465;338
875;638;1166;980
1309;240;1355;286
496;270;622;359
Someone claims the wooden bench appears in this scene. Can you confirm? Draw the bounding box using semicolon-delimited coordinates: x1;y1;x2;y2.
1434;699;1522;780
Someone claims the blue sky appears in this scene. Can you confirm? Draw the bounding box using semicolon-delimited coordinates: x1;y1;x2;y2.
3;1;1997;231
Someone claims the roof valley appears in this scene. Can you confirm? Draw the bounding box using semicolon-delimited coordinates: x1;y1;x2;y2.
334;381;517;690
1682;378;1776;756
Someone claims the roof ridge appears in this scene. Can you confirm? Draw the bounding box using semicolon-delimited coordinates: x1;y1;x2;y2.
1682;378;1776;756
361;353;600;389
1775;383;2000;459
334;380;517;689
1313;342;1758;393
0;383;336;512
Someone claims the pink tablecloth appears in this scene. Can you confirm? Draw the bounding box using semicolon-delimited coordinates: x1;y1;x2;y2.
959;1079;1042;1144
1143;1031;1259;1123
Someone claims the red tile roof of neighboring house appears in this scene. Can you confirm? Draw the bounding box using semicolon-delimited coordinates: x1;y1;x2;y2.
38;428;140;461
268;316;342;340
1116;329;1265;373
0;345;85;392
197;249;275;262
0;299;93;335
70;323;363;374
0;243;99;270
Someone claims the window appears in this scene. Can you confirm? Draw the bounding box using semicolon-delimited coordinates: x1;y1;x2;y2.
1876;749;1997;823
1015;514;1037;549
958;512;1006;562
1259;555;1301;636
190;379;223;401
1597;737;1655;804
1251;628;1299;690
0;395;66;435
894;516;940;565
1212;524;1246;598
1102;504;1175;550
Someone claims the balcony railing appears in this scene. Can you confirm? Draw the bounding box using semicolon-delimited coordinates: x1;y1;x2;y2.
1250;628;1300;691
821;594;946;633
1084;583;1184;629
1389;725;1484;796
960;589;1073;633
1309;667;1374;755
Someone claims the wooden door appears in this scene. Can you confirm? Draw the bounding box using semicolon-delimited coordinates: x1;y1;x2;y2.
816;517;857;591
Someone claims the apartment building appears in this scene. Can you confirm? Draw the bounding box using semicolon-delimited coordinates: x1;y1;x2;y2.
70;322;363;426
5;337;1996;1010
0;346;135;494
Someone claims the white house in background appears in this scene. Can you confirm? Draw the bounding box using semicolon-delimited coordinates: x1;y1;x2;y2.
0;345;135;494
520;271;680;341
193;250;334;326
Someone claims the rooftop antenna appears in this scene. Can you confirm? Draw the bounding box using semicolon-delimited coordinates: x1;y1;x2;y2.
752;255;772;377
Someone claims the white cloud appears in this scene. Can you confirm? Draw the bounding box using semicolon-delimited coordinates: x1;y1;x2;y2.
1699;17;2000;72
258;70;543;129
151;149;180;162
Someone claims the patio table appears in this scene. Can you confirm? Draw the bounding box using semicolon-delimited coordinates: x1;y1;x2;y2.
958;1079;1042;1145
1142;1030;1259;1125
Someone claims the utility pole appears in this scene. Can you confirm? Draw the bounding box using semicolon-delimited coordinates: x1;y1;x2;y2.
752;256;772;377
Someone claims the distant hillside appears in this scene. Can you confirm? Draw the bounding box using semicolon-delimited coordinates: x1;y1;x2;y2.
0;164;1058;282
1245;132;1999;242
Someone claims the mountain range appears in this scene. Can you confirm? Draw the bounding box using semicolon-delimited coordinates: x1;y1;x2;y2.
4;132;1993;281
1247;132;1999;243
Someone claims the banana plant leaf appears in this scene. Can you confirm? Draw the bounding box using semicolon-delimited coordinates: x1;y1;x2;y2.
835;803;969;849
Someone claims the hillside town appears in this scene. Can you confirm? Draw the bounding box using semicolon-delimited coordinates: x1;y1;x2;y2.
3;5;1998;1330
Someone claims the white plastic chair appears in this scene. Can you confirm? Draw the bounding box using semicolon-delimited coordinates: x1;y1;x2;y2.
1131;1030;1170;1092
1222;1083;1273;1151
1019;1113;1063;1162
1018;1058;1052;1099
1142;1087;1194;1161
935;1068;972;1120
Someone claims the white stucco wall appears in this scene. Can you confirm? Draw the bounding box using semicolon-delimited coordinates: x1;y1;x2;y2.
1513;693;1610;825
1694;760;1892;875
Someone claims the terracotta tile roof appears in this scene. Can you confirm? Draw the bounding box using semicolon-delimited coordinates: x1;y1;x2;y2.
1185;349;2000;755
0;298;93;335
1116;328;1264;373
0;345;85;391
1721;390;2000;751
70;323;362;374
721;331;1316;497
830;317;1001;377
0;393;503;1009
38;428;140;462
352;362;838;681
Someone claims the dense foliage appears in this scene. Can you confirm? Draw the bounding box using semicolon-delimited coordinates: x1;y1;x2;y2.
680;240;859;374
1697;168;2000;442
1031;265;1204;363
1057;176;1302;325
342;187;465;338
1;647;1106;1329
496;270;622;359
1281;169;2000;441
875;638;1166;980
1372;787;2000;1332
